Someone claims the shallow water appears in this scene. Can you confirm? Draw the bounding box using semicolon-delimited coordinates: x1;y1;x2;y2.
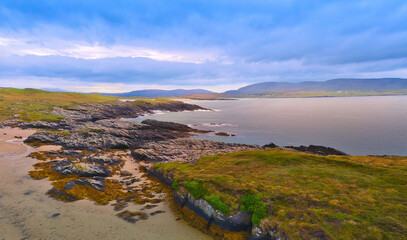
131;96;407;156
0;128;211;240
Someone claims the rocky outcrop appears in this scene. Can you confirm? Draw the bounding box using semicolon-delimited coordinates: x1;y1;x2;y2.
53;161;111;177
51;101;206;121
64;178;106;191
249;225;287;240
174;192;252;231
284;145;348;156
87;157;121;165
132;138;260;163
145;166;252;232
24;119;195;149
141;119;195;132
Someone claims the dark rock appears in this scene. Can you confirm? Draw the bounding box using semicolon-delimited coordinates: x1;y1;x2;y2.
63;181;77;190
150;210;165;216
53;162;111;177
174;192;252;231
124;178;139;185
18;121;60;129
263;142;278;148
51;213;60;218
119;170;132;176
285;145;348;156
63;178;106;191
59;150;83;158
75;179;106;191
116;210;149;223
141;119;193;132
143;204;158;210
249;225;287;240
132;139;260;163
47;187;78;201
14;136;23;139
112;200;128;211
215;132;231;136
23;190;34;195
88;157;121;165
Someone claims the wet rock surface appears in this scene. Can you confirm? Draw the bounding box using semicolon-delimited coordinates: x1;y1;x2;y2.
116;210;149;223
53;162;111;177
132;138;260;163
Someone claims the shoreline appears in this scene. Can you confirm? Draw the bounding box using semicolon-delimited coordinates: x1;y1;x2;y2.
0;127;212;240
2;97;406;239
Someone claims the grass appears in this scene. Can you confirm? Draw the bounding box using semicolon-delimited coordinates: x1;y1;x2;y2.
0;88;117;122
0;88;178;122
121;97;173;106
237;90;407;98
154;149;407;239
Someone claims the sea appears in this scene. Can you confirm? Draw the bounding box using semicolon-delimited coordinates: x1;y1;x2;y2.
129;96;407;156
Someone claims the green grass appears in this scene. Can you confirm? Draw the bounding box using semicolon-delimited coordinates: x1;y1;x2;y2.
184;179;207;199
204;195;230;215
0;88;117;122
240;194;267;225
154;149;407;239
0;88;176;123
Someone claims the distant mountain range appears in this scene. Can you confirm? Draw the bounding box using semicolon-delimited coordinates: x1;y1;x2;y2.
98;78;407;97
102;89;213;97
224;78;407;95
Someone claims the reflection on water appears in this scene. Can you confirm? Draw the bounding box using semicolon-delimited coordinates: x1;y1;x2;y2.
132;96;407;156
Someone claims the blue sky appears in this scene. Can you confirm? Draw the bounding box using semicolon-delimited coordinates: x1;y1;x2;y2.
0;0;406;92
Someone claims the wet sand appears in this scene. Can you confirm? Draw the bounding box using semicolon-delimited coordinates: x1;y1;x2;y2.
0;127;211;240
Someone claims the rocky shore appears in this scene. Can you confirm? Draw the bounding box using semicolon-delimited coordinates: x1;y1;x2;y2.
0;99;350;240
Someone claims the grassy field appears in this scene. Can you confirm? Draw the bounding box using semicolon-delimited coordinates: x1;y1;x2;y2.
0;88;177;122
0;88;117;122
155;149;407;240
240;90;407;98
121;97;173;106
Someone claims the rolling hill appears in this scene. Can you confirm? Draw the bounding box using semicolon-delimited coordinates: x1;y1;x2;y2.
225;78;407;95
103;89;213;97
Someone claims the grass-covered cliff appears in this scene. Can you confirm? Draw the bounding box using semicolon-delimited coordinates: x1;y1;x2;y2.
0;88;174;122
154;148;407;239
0;88;116;122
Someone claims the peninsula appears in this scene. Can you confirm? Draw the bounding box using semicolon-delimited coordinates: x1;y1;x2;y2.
0;88;406;240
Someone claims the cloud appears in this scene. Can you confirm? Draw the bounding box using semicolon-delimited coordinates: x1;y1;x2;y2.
0;0;406;91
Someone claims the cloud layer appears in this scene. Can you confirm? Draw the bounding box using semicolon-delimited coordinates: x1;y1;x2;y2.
0;0;406;92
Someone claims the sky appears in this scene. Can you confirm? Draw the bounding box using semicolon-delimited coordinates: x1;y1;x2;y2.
0;0;406;93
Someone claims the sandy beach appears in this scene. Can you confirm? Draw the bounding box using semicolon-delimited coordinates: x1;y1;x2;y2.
0;127;210;240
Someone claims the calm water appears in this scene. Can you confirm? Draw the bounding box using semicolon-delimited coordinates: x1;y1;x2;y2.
131;96;407;156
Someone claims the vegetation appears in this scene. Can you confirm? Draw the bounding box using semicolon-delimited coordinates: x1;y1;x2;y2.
155;148;407;239
204;195;230;215
0;88;179;122
240;194;267;225
184;179;207;199
171;180;180;191
124;97;173;106
0;88;116;122
239;90;407;98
